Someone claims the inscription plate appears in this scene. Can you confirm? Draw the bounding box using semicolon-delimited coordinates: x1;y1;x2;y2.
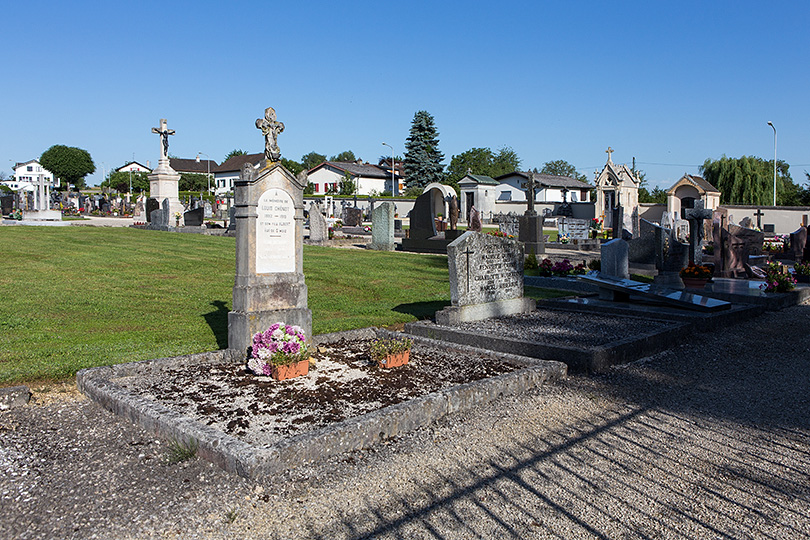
447;232;524;306
256;188;295;273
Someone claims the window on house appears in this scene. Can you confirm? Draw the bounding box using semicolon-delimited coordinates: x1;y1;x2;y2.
314;184;319;192
498;191;512;201
27;166;33;172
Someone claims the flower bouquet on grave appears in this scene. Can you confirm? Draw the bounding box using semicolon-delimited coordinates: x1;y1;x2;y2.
793;261;810;283
679;263;713;289
370;336;413;369
760;262;796;293
558;233;570;244
247;323;310;381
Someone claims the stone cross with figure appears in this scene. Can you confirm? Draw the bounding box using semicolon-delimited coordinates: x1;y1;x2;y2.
256;107;285;162
521;172;538;216
151;119;175;161
685;200;713;265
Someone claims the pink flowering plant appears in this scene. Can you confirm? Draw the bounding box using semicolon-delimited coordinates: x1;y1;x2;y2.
247;322;309;376
760;262;796;293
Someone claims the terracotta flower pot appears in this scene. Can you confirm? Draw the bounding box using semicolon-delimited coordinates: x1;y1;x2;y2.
378;350;409;369
271;359;309;381
682;277;709;289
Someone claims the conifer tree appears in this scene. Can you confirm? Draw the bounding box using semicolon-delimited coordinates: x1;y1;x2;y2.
403;111;445;190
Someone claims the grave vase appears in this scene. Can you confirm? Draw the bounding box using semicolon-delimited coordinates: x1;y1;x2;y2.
378;350;409;369
270;359;310;381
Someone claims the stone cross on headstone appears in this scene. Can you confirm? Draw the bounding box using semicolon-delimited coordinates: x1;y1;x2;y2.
685;200;713;265
255;107;285;161
521;172;538;216
151;119;175;160
754;208;764;229
462;246;474;292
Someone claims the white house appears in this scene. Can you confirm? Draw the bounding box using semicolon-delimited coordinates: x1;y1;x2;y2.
495;171;592;204
1;180;34;192
458;174;498;221
116;161;152;174
212;153;264;196
306;161;397;196
13;160;55;189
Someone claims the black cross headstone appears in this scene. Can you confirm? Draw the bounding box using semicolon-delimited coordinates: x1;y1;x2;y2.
685;200;713;264
753;208;764;229
521;173;538;216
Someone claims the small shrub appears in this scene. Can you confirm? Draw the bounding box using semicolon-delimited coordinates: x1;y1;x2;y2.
588;259;601;271
369;337;413;361
525;252;538;270
166;438;198;464
538;258;554;277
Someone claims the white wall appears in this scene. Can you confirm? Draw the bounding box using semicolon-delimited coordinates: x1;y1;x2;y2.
14;161;54;188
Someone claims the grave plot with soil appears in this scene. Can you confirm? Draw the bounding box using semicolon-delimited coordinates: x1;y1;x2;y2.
405;309;687;372
77;329;566;479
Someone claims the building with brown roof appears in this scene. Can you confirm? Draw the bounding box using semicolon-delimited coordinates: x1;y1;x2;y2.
306;160;400;196
667;173;721;216
212;153;264;196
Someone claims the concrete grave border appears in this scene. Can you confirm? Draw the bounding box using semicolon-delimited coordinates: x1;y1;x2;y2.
76;328;566;480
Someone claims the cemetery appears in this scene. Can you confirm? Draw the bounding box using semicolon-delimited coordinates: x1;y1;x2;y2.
3;108;810;538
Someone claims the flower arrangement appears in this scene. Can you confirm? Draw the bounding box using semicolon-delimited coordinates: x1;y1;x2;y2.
369;336;413;362
174;211;182;219
537;258;554;276
589;218;603;231
760;262;796;293
558;233;570;244
679;263;713;279
487;230;515;239
247;323;309;376
10;209;22;220
793;261;810;276
534;258;586;277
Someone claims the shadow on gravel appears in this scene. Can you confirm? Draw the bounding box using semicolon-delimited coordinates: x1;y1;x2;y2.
393;300;450;321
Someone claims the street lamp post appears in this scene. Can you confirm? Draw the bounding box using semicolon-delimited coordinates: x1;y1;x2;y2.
767;121;777;206
382;142;395;197
196;152;211;196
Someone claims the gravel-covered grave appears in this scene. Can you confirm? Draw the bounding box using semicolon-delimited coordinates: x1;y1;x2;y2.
110;335;534;448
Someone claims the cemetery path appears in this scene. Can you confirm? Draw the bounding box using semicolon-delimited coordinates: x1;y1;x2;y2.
2;304;810;539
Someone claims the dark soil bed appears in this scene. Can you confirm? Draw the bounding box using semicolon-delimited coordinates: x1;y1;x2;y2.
113;338;521;448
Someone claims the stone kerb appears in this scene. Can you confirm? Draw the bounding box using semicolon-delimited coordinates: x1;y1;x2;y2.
370;201;395;251
228;161;312;355
436;231;535;325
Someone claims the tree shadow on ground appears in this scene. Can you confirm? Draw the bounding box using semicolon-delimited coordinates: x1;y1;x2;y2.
202;300;229;350
393;300;450;321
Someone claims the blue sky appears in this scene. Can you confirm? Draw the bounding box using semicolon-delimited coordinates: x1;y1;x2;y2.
4;0;809;189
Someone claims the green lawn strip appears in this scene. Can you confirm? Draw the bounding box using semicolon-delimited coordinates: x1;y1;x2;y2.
0;227;568;385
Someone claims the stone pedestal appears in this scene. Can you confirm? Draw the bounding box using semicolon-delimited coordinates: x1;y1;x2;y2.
148;158;184;227
228;160;312;355
518;213;545;256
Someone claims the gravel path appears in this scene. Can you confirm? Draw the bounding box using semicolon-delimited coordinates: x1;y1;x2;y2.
2;305;809;539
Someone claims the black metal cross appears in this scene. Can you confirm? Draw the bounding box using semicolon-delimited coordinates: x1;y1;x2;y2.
521;173;538;216
754;208;764;229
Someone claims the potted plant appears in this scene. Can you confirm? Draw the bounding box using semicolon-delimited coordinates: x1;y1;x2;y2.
174;211;182;227
679;263;713;289
761;262;797;293
794;261;810;283
247;323;310;381
370;336;413;369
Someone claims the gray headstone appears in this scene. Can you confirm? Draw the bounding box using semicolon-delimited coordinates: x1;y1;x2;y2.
227;206;236;232
518;213;545;256
149;198;172;229
309;204;328;243
790;226;808;261
204;201;213;219
146;198;159;223
370;201;395;251
601;239;630;279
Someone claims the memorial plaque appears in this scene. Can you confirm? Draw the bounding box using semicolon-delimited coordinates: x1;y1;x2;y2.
256;188;295;273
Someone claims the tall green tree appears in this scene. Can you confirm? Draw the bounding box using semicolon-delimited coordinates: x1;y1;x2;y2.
179;173;209;192
301;152;327;171
331;150;356;162
223;149;247;162
403;110;445;190
281;158;304;176
700;155;794;205
39;145;95;190
539;159;588;183
447;147;521;185
101;171;149;193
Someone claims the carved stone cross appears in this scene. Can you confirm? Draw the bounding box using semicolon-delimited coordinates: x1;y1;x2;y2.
151;118;175;161
255;107;285;162
462;247;474;292
605;146;614;160
521;172;538;216
754;208;765;229
685;200;713;265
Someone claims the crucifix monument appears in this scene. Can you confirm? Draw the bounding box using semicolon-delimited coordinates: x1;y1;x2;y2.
229;107;311;354
518;171;545;256
256;107;285;162
684;199;713;265
147;118;183;228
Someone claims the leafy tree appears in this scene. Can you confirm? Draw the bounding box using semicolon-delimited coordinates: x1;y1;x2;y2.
223;149;247;162
539;159;588;183
700;155;794;205
404;110;445;190
102;171;149;193
281;158;304;176
639;186;667;204
304;182;315;195
338;172;356;196
447;147;521;185
301;152;327;171
179;173;210;192
39;145;95;190
331;150;356;162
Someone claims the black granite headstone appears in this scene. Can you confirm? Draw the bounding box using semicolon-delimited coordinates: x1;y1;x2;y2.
344;207;362;227
0;195;13;215
408;192;436;240
146;198;159;223
183;207;204;227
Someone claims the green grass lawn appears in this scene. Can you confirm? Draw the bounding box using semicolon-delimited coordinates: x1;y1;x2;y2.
0;227;568;384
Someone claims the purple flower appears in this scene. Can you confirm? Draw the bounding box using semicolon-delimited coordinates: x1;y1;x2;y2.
262;363;272;376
